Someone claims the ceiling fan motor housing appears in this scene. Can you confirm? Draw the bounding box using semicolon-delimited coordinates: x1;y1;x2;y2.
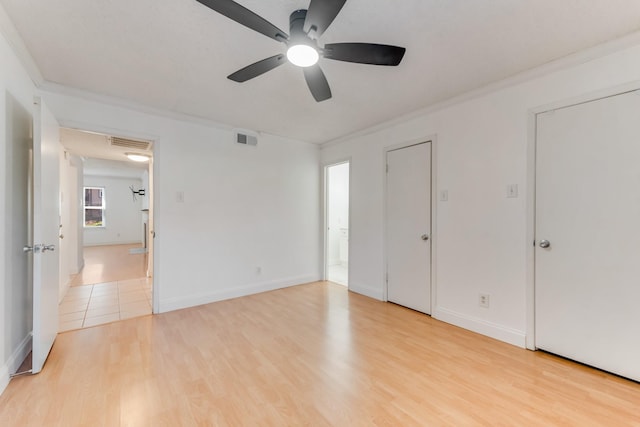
290;9;311;44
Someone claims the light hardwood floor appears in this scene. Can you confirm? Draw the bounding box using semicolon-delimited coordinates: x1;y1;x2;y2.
70;244;148;286
1;282;639;426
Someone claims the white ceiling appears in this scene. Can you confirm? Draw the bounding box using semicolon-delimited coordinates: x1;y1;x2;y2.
61;127;151;172
3;0;640;144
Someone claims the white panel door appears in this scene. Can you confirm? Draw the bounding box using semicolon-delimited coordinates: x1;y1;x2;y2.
386;142;431;314
32;97;60;374
535;90;640;382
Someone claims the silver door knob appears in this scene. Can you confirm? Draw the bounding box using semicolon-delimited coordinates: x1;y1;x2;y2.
421;234;429;241
539;240;551;249
23;245;34;253
42;244;56;252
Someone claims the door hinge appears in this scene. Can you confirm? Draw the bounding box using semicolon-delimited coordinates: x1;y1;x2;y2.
386;164;389;173
386;273;389;283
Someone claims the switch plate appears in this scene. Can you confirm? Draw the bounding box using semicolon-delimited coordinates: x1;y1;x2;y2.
479;293;490;308
439;190;449;202
176;191;184;203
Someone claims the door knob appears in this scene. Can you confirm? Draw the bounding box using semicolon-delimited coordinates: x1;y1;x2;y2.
42;244;56;252
421;234;429;241
23;245;34;253
539;240;551;249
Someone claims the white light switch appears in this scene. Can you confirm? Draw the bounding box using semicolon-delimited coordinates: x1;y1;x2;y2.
439;190;449;202
176;191;184;203
507;184;518;198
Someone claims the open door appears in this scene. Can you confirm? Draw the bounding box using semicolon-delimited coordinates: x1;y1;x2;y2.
30;97;60;373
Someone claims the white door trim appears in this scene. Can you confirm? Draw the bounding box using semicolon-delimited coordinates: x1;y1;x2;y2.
322;158;351;288
382;136;438;312
525;80;640;350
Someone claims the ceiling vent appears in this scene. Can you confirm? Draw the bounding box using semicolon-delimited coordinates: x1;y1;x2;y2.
110;136;152;151
234;129;258;146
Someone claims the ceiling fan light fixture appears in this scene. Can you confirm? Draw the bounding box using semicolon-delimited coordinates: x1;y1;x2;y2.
286;44;319;67
125;152;151;162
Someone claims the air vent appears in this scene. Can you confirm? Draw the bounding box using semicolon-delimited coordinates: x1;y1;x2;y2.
110;136;151;151
234;129;258;146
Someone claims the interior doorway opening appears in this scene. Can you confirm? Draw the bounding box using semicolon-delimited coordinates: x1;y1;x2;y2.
57;128;155;331
325;161;350;287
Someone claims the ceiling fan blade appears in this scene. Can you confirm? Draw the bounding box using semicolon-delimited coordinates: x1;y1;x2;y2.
228;54;287;82
323;43;406;66
303;0;347;38
195;0;288;42
303;65;332;102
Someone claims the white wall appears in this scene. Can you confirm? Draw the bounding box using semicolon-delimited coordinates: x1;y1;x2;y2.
321;42;640;348
0;14;39;394
58;150;81;301
83;175;143;246
141;170;149;211
42;91;321;314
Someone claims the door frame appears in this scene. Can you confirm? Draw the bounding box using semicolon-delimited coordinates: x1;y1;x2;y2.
525;80;640;350
322;158;351;287
382;136;438;310
56;119;160;314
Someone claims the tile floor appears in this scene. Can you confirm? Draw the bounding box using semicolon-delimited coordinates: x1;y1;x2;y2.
59;278;152;332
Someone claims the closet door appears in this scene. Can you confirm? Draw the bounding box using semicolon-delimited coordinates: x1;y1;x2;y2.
386;142;431;314
535;90;640;381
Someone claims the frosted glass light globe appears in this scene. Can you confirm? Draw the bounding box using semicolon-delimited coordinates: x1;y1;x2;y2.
286;44;319;67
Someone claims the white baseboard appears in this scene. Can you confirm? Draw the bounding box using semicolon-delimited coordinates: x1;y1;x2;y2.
433;306;526;348
84;241;142;247
348;282;384;301
0;333;32;397
159;274;320;313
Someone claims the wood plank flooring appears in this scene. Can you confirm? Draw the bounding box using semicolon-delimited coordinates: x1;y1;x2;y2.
1;282;639;426
70;244;148;286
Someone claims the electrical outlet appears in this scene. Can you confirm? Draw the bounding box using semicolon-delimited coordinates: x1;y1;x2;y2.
479;293;490;308
439;190;449;202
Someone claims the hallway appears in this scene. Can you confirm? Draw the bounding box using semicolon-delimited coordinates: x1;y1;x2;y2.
60;244;152;331
69;243;148;286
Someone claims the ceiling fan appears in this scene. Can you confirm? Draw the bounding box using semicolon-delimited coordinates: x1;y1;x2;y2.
195;0;406;102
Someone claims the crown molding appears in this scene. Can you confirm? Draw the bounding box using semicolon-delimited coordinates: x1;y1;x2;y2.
321;30;640;149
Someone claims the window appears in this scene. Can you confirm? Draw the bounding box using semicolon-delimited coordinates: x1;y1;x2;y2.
84;187;105;227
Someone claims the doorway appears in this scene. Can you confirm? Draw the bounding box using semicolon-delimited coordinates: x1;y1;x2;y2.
325;161;350;286
385;141;432;314
534;89;640;382
57;128;155;331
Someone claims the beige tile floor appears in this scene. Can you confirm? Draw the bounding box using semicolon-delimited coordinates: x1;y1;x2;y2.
59;278;152;332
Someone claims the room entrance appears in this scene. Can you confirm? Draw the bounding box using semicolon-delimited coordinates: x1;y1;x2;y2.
57;128;155;332
325;161;350;286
